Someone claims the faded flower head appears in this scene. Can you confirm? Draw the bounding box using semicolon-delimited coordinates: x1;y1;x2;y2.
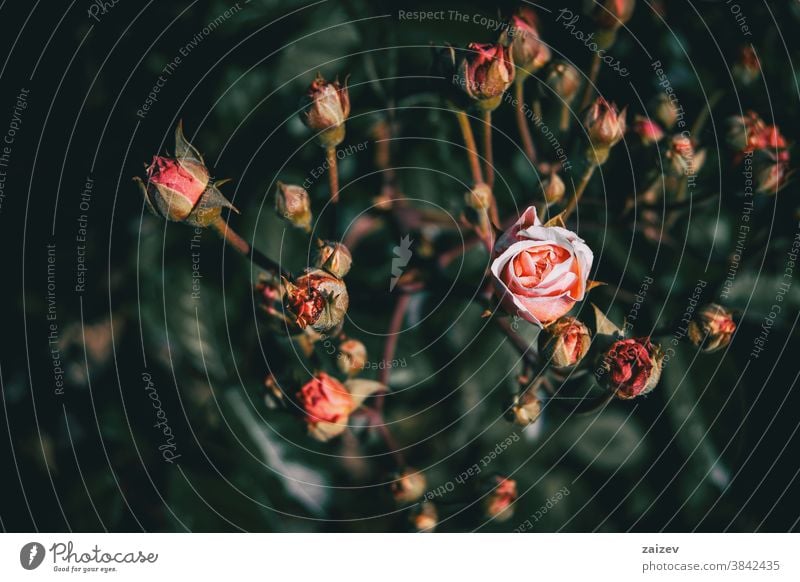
688;304;736;353
284;268;349;333
538;316;592;368
301;73;350;148
584;97;627;164
275;182;312;232
315;240;352;278
296;372;353;441
484;477;518;522
500;7;550;77
597;337;663;399
391;468;427;505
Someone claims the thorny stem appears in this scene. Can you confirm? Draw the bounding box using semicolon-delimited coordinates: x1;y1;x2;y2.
210;217;291;279
514;81;537;164
456;109;484;184
579;52;602;112
483;110;495;188
561;163;597;220
326;146;340;203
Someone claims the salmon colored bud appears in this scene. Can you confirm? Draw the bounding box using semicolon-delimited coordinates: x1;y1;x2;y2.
410;502;438;532
505;389;542;426
544;61;581;103
597;337;663;399
653;93;679;129
275;182;312;232
500;7;550;77
688;304;736;353
584;97;627;164
539;316;591;368
315;240;352;278
391;468;427;505
632;115;664;145
733;45;760;86
301;73;350;148
465;182;493;211
541;171;566;204
484;477;518;522
337;338;367;376
284;269;349;333
297;372;353;441
457;42;515;111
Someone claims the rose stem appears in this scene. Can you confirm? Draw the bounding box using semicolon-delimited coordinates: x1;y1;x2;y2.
482;110;495;188
579;52;602;111
514;81;537;164
210;217;291;279
456;109;484;184
494;316;538;369
561;163;597;220
560;101;571;132
326;146;340;203
376;292;412;411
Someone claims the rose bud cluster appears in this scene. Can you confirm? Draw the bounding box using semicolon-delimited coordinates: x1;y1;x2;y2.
499;7;550;78
391;467;427;505
315;240;352;278
584;0;636;48
541;171;566;205
296;372;354;441
596;337;664;399
632;115;664;145
688;304;736;353
484;476;518;522
491;207;593;327
538;316;592;368
135;123;236;227
584;97;627;165
275;182;312;232
505;388;542;426
457;42;515;111
301;73;350;148
410;502;438;532
337;338;367;376
284;268;349;333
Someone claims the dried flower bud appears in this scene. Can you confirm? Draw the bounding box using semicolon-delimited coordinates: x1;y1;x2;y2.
391;468;427;505
284;269;349;333
410;502;438;532
541;171;566;204
275;182;312;232
538;316;591;368
653;93;679;129
544;61;581;104
505;389;542;426
500;7;550;77
584;0;636;48
457;42;515;111
315;240;352;277
666;134;698;176
688;304;736;353
632;115;664;145
596;337;663;399
733;45;760;86
727;111;788;155
484;477;517;522
135;123;236;227
465;182;493;211
584;97;627;164
301;73;350;148
296;373;353;441
337;338;367;376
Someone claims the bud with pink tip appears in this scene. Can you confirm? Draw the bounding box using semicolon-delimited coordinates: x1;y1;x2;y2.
500;7;551;78
538;316;592;368
541;171;566;205
457;42;515;111
632;115;664;145
584;0;636;48
484;476;518;522
301;73;351;148
584;97;627;164
337;338;367;377
284;269;349;333
275;182;312;232
688;304;736;353
596;337;663;399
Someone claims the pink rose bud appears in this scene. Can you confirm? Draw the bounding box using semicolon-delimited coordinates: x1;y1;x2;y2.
538;316;592;368
632;115;664;145
733;45;760;86
544;61;581;104
584;97;627;164
584;0;636;48
491;207;594;327
458;42;515;111
284;268;349;332
135;122;235;226
505;388;542;426
688;304;736;353
541;171;566;204
465;182;493;211
391;468;427;505
337;338;367;377
301;73;350;148
597;337;663;399
297;372;353;441
500;7;550;77
410;502;438;532
275;182;312;232
484;477;518;522
315;240;353;278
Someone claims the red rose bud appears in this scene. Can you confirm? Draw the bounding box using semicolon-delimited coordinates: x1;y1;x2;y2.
301;73;350;148
337;338;367;377
458;42;515;111
541;171;566;204
500;7;551;77
538;316;591;368
275;182;312;232
688;303;736;353
135;123;235;226
315;240;352;278
584;97;627;164
756;161;792;195
284;269;349;333
410;502;438;532
597;337;663;399
733;46;760;86
544;61;581;104
505;388;542;426
584;0;636;48
391;468;427;505
297;372;354;441
484;477;518;522
632;115;664;145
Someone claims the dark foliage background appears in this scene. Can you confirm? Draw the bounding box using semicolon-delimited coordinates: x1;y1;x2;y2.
1;0;799;532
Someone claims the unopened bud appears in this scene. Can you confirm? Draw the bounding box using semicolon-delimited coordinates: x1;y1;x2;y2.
538;316;591;368
505;389;542;426
465;182;493;210
544;61;581;104
391;468;427;505
301;73;350;148
337;338;367;376
457;42;515;111
499;7;550;78
275;182;312;232
688;304;736;353
315;240;352;277
541;171;566;204
584;0;636;48
632;115;664;145
584;97;627;164
410;502;438;532
484;476;517;522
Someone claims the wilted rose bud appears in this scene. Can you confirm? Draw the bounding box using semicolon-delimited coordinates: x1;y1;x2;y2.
733;45;760;86
301;73;350;148
756;161;792;195
538;316;591;368
275;182;312;232
457;42;515;111
315;240;352;277
337;338;367;376
543;61;581;104
688;304;736;353
500;7;550;77
296;372;354;441
391;468;427;505
584;0;636;48
584;97;627;164
284;269;349;332
135;123;235;227
653;93;679;129
465;182;493;211
505;388;542;426
410;502;438;532
484;477;517;522
541;171;566;204
632;115;664;145
596;337;663;399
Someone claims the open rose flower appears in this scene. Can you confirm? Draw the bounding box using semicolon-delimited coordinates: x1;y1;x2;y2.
491;207;593;326
597;337;663;399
